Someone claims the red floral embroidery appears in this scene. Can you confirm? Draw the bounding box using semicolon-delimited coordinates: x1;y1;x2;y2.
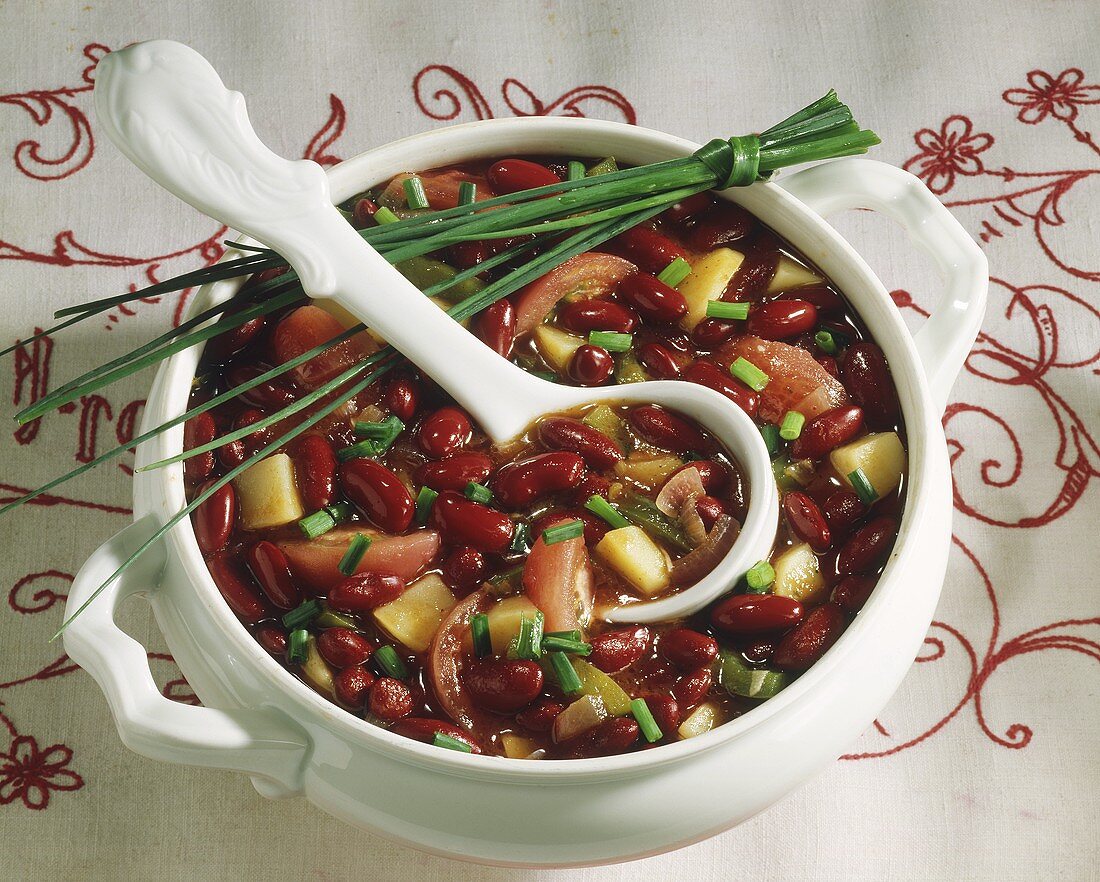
0;735;83;810
1003;69;1100;124
903;115;994;194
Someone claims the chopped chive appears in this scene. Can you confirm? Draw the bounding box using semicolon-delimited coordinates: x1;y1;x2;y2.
849;468;878;505
745;560;775;591
814;329;839;354
403;176;430;210
336;439;380;461
287;629;309;664
373;645;408;679
338;532;372;576
432;732;473;752
347;415;404;457
730;356;770;391
760;424;781;458
588;331;633;352
545;629;582;642
568;160;587;181
549;652;583;694
415;486;438;526
542;519;584;545
778;410;806;441
706;300;751;320
283;598;323;630
584;494;630;529
354;415;404;439
508;521;531;555
471;613;492;658
514;610;544;660
464;482;493;504
656;256;692;287
530;370;558;383
373;206;401;225
630;697;663;743
541;635;591;656
457;181;477;206
298;509;337;539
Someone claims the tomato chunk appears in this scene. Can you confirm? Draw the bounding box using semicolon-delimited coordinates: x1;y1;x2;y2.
277;527;440;593
522;518;594;633
514;253;636;335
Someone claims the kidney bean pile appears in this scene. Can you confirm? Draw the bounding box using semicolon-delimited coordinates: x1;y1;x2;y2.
185;154;907;759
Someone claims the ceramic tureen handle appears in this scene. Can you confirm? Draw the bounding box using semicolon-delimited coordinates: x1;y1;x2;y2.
778;159;988;415
62;517;310;796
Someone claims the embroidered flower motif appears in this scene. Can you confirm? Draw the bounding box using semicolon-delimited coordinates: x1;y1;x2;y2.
902;116;994;194
1003;69;1100;123
0;735;83;810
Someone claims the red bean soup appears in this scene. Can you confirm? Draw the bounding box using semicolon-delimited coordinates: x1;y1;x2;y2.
186;155;907;759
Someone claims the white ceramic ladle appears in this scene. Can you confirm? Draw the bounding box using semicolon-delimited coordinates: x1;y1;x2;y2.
93;40;778;623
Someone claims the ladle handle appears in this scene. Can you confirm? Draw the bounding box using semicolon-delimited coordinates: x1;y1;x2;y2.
94;40;553;440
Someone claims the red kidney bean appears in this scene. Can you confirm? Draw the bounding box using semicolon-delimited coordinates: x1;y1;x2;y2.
692;318;740;349
672;666;713;709
726;251;779;300
537;417;624;470
317;628;375;668
557;300;638;334
643;693;680;738
775;283;845;315
476;299;516;359
664;191;715;224
415;452;494;493
254;624;288;656
463;658;545;713
384;375;421;423
695;495;726;532
747;299;819;340
616;272;688;324
218;438;247;469
246;541;301;610
836;516;898;576
242;265;289;291
710;594;804;635
294;434;337;511
207;315;265;362
490;452;586;508
741;639;776;665
637;342;683;379
327;573;407;613
391;718;482;753
194;482;237;554
448;240;492;270
782;491;832;552
559;717;640;758
572;472;612;503
568;344;615;386
183;413;217;481
815;353;839;378
842;342;900;428
206;553;269;623
418;407;472;458
613;225;688;274
832;574;877;613
681;360;760;418
673;459;729;494
628;404;709;454
369;676;414;721
821;488;867;537
588;626;651;673
533;508;608;546
441;546;487;592
430;491;514;554
339;459;415;532
334;665;375;708
516;699;566;734
487;158;561;194
791;405;865;461
660;628;719;670
773;602;846;671
686;202;757;250
226;364;297;410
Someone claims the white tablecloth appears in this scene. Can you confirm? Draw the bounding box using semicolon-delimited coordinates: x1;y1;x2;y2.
1;2;1097;879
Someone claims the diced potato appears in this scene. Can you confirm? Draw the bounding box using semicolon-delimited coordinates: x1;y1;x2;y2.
677;700;725;739
594;526;671;597
534;325;585;373
234;453;304;530
462;595;540;655
830;432;906;501
571;658;632;715
373;573;456;653
300;635;335;699
677;247;745;330
614;453;684;491
772;542;826;604
582;405;632;452
552;694;608;743
767;255;822;293
313;297;361;329
500;732;541;759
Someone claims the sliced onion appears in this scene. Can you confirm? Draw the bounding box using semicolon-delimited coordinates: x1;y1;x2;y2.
552;694;608;744
426;587;494;731
655;466;706;517
670;515;740;587
680;494;708;547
